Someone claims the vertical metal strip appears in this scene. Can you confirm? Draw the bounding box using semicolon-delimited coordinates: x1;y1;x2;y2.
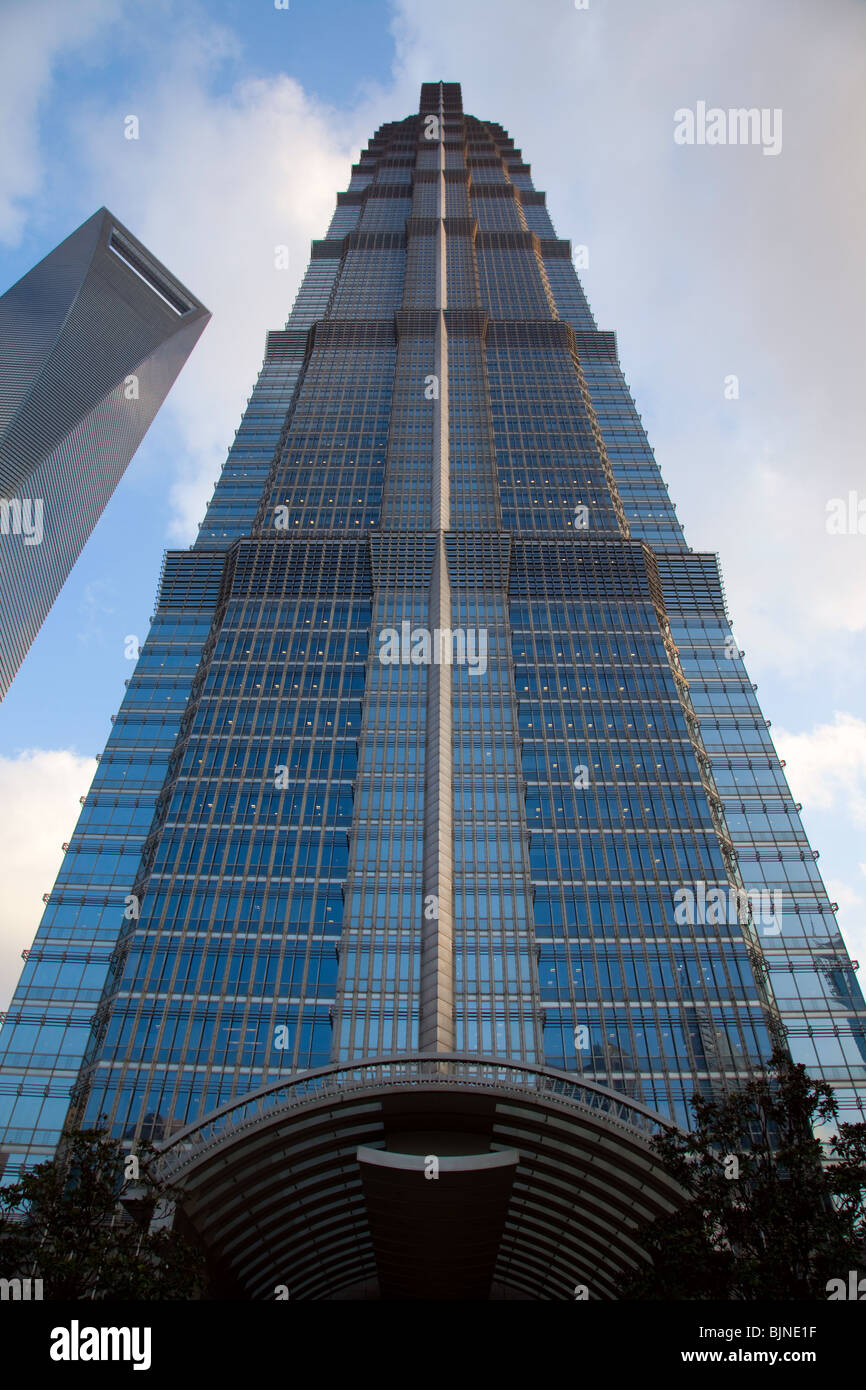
420;86;455;1052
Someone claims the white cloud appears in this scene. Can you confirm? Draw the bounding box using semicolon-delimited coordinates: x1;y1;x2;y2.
0;749;97;1010
824;879;866;970
388;0;866;682
772;712;866;971
826;879;864;915
773;713;866;826
3;0;382;542
71;49;373;542
0;0;120;242
9;0;865;669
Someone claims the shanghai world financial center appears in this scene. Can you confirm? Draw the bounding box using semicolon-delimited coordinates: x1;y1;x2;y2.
2;82;864;1299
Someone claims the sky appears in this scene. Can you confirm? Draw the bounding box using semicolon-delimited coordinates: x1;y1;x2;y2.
0;0;864;1009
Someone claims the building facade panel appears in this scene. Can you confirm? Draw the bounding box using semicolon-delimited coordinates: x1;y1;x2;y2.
0;208;210;698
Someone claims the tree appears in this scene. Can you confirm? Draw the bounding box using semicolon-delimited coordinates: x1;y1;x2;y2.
618;1049;866;1300
0;1127;209;1299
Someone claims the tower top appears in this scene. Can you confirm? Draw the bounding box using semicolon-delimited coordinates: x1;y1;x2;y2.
418;82;463;116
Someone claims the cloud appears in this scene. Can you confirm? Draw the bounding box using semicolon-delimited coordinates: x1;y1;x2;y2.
69;33;373;542
4;0;383;543
826;879;864;916
388;0;866;682
773;713;866;827
824;879;866;969
8;0;865;669
0;749;97;1010
0;0;120;242
772;713;866;971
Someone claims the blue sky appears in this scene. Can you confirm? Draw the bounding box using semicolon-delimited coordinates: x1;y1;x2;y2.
1;0;865;1006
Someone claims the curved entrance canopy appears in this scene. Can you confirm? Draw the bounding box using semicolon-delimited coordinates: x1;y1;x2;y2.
154;1055;684;1300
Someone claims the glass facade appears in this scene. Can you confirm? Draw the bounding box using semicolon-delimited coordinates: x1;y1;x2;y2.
1;83;863;1205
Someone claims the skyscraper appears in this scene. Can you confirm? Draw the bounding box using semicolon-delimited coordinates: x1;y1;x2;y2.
0;207;210;699
1;83;863;1299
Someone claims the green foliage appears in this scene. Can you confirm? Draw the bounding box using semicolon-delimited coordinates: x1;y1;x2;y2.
0;1127;208;1300
619;1050;866;1300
